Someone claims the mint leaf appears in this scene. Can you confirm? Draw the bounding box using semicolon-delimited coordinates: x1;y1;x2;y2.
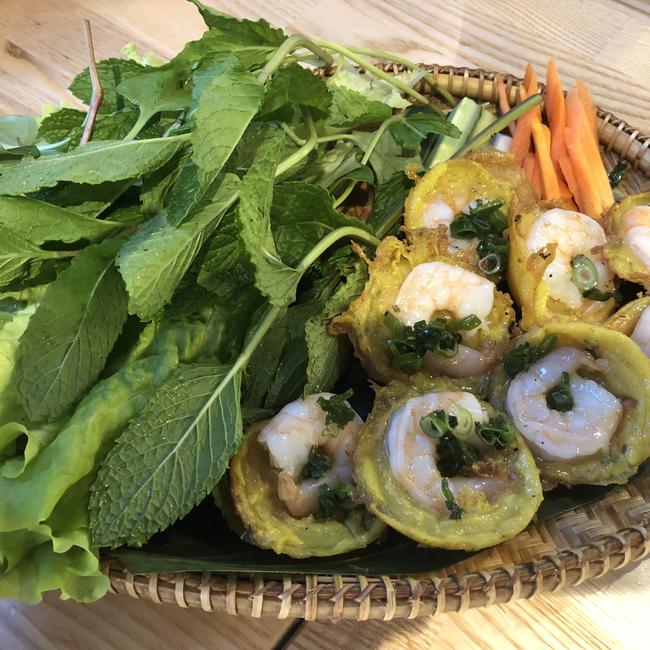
302;140;372;190
355;129;421;185
305;259;368;393
236;132;299;307
117;68;191;137
197;210;255;299
117;173;240;320
164;71;263;227
0;196;124;244
192;71;264;183
327;86;392;128
38;108;86;143
16;239;128;421
173;5;284;75
69;58;144;113
30;180;132;219
261;63;331;117
369;171;414;235
89;363;243;548
271;181;372;266
188;0;285;46
0;138;183;195
0;224;61;287
390;111;461;149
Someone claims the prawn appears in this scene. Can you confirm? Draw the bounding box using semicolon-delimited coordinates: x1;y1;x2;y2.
394;261;495;328
525;208;612;309
386;392;503;512
621;204;650;269
258;393;362;518
506;346;622;461
393;261;497;375
631;305;650;357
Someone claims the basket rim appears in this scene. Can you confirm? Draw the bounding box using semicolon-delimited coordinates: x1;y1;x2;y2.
104;62;650;621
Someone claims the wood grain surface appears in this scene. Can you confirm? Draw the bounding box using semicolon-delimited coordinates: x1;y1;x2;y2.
1;1;649;649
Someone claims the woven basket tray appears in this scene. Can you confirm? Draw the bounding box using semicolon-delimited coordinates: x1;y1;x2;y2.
102;64;650;621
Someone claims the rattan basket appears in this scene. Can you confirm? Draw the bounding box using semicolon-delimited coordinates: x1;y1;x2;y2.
102;64;650;621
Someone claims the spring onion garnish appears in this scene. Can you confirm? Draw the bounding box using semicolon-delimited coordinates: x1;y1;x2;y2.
441;478;464;520
503;333;558;377
570;254;598;291
546;371;574;412
420;408;478;474
475;415;515;450
300;446;332;480
608;161;627;189
318;482;356;519
420;409;455;438
317;389;355;436
384;312;481;371
583;287;615;301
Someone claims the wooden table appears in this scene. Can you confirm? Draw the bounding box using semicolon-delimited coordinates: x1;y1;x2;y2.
1;1;649;647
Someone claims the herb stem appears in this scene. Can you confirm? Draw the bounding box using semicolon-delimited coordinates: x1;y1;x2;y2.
258;34;334;85
317;133;364;145
333;115;398;207
280;122;307;146
314;39;440;112
275;111;317;177
79;19;104;146
452;94;543;159
340;45;456;107
296;226;381;273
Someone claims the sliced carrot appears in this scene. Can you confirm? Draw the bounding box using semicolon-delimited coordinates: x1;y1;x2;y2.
565;89;614;215
558;155;582;210
531;121;560;200
511;85;540;166
544;58;568;166
576;79;598;143
564;126;604;219
523;152;543;197
523;63;538;95
496;73;516;136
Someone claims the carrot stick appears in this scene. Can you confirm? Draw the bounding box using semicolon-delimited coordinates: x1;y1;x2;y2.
523;63;537;95
564;126;604;219
511;85;539;165
558;156;582;210
576;79;598;143
544;58;568;166
524;152;543;196
531;121;560;200
565;89;614;215
496;73;516;136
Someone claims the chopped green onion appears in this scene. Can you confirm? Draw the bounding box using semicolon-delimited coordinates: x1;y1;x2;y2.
420;409;453;438
571;254;598;291
475;415;515;450
318;389;355;436
608;161;627;189
449;216;477;239
451;405;474;438
383;312;479;370
448;314;481;331
300;446;332;480
317;482;356;519
583;287;614;301
441;478;464;519
546;371;574;412
478;253;501;275
503;333;558;377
